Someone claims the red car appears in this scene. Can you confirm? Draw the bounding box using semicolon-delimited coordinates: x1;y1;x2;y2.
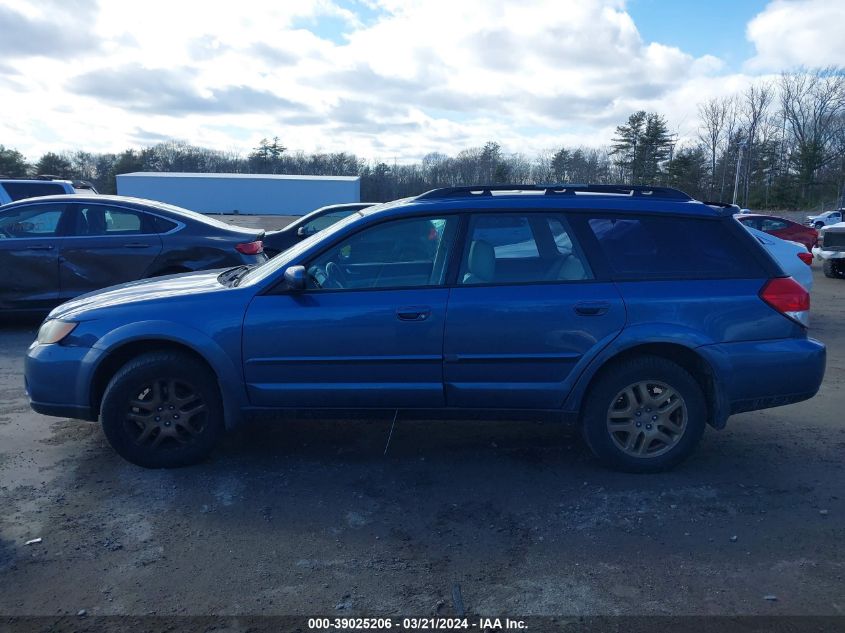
735;213;818;251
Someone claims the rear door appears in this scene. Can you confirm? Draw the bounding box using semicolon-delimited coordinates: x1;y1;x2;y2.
0;202;69;310
443;212;626;409
59;203;163;300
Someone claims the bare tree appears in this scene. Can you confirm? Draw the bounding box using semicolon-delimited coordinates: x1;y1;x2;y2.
740;82;774;204
698;97;730;197
780;67;845;201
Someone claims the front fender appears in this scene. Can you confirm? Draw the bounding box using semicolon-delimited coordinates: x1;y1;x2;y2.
85;320;247;428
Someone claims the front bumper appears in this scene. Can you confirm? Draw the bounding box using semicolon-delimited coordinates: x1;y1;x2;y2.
813;246;845;260
25;342;102;421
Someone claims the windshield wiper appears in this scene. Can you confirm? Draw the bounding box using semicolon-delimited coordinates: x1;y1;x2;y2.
218;265;250;287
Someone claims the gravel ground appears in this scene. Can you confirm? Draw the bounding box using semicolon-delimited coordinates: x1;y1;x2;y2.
0;263;843;619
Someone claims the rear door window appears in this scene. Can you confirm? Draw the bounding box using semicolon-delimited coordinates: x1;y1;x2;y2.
2;182;66;201
459;214;592;284
587;215;765;279
74;205;151;235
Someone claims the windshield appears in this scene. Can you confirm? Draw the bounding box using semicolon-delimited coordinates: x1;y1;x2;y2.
239;210;366;286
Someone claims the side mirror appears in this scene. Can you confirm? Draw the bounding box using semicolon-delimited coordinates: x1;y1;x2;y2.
283;265;306;290
297;226;314;237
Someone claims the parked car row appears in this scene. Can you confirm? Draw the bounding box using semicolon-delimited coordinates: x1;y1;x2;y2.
24;184;825;473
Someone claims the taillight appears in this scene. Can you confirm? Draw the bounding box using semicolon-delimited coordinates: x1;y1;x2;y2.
797;251;813;265
236;240;263;255
760;277;810;327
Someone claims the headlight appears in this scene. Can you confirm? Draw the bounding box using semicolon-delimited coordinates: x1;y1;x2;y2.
36;320;78;345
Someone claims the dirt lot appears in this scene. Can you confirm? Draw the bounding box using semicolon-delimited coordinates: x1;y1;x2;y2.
0;265;843;619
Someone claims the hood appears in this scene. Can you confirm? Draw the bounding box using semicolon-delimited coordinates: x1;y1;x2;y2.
49;269;229;320
820;221;845;233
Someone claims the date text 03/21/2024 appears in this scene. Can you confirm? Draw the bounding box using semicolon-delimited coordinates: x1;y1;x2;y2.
307;617;528;630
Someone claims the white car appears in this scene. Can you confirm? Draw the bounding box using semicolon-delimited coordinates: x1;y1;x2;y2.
745;226;813;291
805;209;843;229
812;221;845;279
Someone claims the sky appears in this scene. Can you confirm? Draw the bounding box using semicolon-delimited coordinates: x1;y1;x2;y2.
1;0;844;163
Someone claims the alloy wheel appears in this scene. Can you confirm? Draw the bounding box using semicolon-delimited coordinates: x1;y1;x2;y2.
124;378;208;450
606;380;688;458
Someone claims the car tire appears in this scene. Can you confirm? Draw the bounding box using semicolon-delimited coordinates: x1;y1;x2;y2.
100;352;224;468
581;355;706;473
822;259;845;279
814;222;825;230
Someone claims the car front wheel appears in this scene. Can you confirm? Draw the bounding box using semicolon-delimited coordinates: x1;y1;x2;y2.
100;352;224;468
822;259;845;279
582;356;706;473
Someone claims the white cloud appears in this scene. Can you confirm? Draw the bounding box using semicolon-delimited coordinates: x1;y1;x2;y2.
0;0;828;162
746;0;845;71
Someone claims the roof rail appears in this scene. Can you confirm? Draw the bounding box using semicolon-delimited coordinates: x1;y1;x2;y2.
416;184;693;201
702;200;741;210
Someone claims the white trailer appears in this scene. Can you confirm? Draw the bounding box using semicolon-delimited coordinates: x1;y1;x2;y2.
116;172;361;216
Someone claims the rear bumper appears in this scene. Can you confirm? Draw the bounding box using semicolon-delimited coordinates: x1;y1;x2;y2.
25;342;100;421
699;337;826;419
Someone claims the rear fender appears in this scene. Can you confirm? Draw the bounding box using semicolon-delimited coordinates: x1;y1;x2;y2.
563;325;731;429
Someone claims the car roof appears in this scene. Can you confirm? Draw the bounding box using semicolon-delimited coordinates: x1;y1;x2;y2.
360;186;729;220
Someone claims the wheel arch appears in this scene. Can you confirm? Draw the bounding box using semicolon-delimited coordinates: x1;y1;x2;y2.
569;341;727;429
87;324;247;429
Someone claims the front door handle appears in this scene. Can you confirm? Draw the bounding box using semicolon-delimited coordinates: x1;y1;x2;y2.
123;242;151;248
574;301;610;316
26;244;54;251
396;306;431;321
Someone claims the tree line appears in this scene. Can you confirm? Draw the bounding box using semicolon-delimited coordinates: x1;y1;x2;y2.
1;68;843;210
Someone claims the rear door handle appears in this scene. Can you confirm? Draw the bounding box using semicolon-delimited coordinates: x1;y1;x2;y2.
123;242;151;248
396;306;431;321
26;244;54;251
574;301;610;316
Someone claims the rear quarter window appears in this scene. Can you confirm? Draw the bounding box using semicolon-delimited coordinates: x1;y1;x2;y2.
587;215;766;279
2;182;66;201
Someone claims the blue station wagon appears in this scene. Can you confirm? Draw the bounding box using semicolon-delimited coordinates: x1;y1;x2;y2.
24;185;826;472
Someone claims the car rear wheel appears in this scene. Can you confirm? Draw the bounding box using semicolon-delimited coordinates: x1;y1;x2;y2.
822;259;845;279
100;352;224;468
581;356;706;473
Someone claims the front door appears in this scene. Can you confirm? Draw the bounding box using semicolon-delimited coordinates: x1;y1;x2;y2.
443;212;626;409
0;202;68;311
59;203;163;301
242;215;459;409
